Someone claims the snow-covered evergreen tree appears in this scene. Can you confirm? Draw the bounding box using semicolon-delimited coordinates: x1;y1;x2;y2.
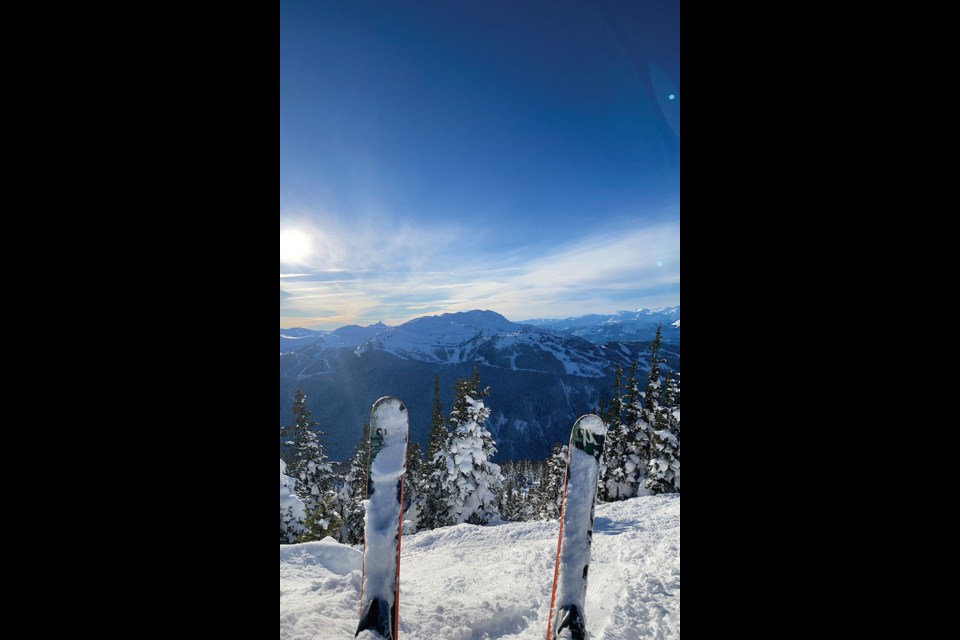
646;425;680;494
641;324;665;429
435;368;504;525
535;442;568;520
600;364;631;501
500;480;523;522
280;459;306;544
280;387;335;539
618;360;652;498
646;371;680;494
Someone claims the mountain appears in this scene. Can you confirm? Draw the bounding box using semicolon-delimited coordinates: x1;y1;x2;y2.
280;310;679;462
279;322;388;353
280;495;681;639
279;328;327;353
521;306;680;344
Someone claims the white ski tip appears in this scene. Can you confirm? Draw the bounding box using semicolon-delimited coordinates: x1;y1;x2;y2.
574;414;606;436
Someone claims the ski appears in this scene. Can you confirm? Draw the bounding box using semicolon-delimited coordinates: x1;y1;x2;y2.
356;397;409;640
546;415;608;640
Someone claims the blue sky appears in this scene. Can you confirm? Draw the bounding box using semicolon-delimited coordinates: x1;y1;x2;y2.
280;0;679;330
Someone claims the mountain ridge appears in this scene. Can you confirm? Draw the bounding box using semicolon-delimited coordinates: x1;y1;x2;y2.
279;309;679;460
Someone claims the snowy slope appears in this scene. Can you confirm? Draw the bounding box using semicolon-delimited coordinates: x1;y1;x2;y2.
280;495;680;639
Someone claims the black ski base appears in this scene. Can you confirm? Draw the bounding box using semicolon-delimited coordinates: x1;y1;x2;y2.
554;604;586;640
356;598;394;639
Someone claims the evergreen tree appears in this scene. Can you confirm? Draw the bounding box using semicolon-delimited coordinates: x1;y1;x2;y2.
667;372;681;462
606;364;624;428
535;443;568;520
599;365;626;501
500;480;523;522
641;324;665;421
646;371;681;494
280;387;334;539
427;373;446;464
623;360;642;429
435;368;503;525
403;440;424;529
299;493;340;541
645;407;680;494
280;459;306;543
419;373;452;531
336;423;369;545
618;360;651;497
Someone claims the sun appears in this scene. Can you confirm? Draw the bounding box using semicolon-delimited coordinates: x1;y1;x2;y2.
280;229;311;264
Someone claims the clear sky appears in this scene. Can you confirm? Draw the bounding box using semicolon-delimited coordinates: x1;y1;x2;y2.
280;0;679;330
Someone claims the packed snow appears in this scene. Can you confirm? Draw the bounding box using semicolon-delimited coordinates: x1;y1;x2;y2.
280;495;680;639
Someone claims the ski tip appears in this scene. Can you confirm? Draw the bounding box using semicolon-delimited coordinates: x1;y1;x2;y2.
573;414;606;436
371;396;407;414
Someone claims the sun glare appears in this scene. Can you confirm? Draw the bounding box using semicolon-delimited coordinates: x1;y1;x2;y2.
280;229;311;264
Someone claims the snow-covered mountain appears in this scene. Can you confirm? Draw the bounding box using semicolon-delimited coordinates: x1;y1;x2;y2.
280;322;389;353
279;328;327;353
280;495;680;639
521;306;680;345
280;310;679;461
357;311;609;377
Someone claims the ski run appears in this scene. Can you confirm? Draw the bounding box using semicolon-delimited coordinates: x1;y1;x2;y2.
280;494;680;639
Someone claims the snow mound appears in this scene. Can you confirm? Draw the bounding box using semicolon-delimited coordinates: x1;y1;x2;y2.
280;495;680;639
279;537;362;576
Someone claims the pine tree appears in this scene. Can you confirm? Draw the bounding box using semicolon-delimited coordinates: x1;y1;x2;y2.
645;408;680;494
500;480;523;522
642;324;665;422
403;441;424;529
427;373;446;464
436;368;503;525
336;423;369;544
535;443;568;520
299;493;340;541
618;360;650;497
606;364;624;429
280;459;306;543
646;371;681;494
280;387;334;539
599;365;626;501
419;373;452;531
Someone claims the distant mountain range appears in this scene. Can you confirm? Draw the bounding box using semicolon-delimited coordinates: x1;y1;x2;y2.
520;307;680;344
279;308;679;461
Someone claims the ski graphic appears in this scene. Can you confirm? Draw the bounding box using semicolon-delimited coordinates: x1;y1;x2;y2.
546;415;607;640
357;397;409;640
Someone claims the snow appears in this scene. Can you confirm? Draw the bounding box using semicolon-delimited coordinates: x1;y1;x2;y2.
280;460;305;521
361;398;409;606
280;495;680;639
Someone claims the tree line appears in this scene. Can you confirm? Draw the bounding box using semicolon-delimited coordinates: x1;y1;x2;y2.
280;325;680;545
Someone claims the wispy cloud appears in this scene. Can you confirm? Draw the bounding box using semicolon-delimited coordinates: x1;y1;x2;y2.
279;214;679;329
